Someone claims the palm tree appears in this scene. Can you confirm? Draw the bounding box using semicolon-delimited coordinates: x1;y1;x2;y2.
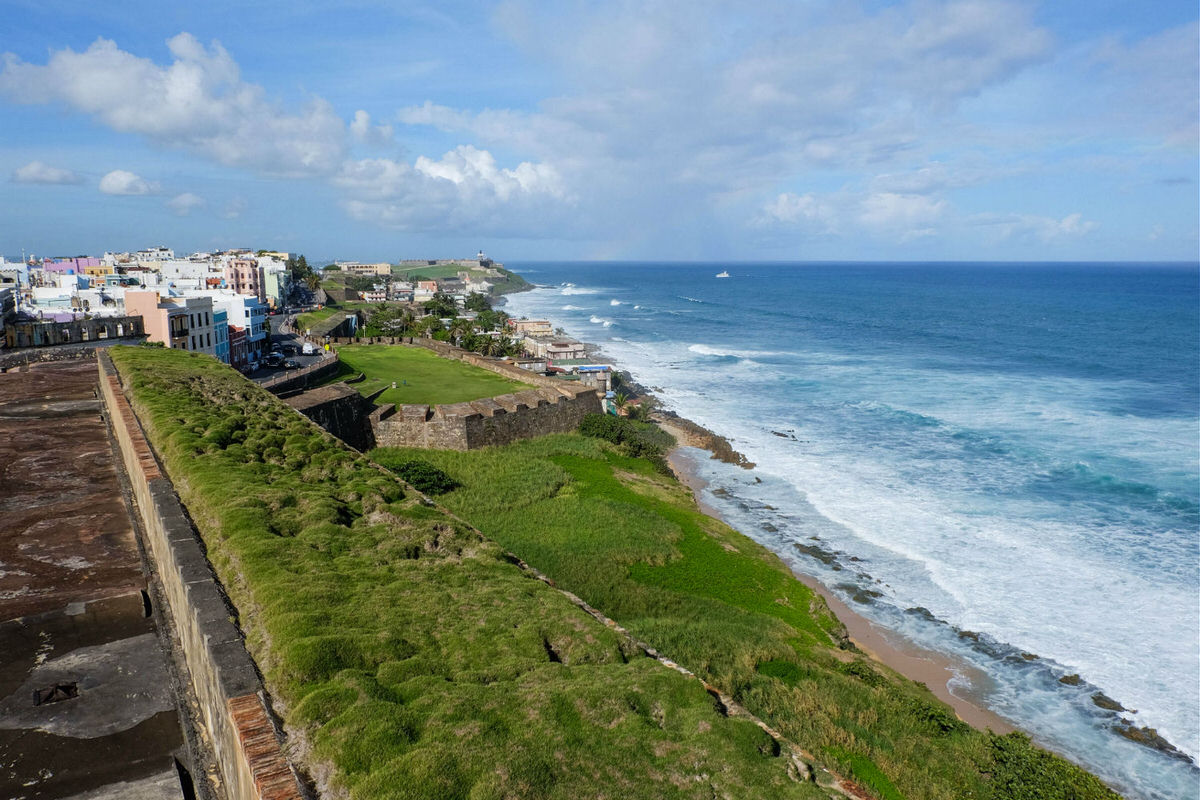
613;391;629;415
449;318;475;346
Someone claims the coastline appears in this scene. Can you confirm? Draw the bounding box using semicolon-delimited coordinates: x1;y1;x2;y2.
658;423;1015;735
501;289;1016;734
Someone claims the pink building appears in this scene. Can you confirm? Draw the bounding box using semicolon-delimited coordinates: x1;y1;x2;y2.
224;259;264;301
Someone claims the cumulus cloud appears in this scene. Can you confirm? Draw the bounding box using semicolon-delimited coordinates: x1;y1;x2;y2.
99;169;158;195
167;192;205;216
336;146;569;233
11;160;83;185
0;34;346;176
349;110;394;146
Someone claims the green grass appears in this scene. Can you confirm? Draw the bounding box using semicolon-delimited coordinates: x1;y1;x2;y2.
371;435;1121;800
296;307;339;333
330;344;531;405
110;347;831;800
393;265;468;280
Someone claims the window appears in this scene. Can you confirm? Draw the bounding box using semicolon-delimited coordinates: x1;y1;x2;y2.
207;332;212;347
191;335;196;350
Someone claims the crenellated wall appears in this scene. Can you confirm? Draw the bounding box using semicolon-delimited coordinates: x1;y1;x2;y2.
370;384;601;450
97;352;304;800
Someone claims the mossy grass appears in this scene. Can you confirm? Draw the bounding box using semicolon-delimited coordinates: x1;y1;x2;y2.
111;347;827;800
372;434;1121;800
326;344;531;405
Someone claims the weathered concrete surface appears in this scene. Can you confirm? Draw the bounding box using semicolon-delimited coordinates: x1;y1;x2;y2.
0;360;186;800
0;362;144;619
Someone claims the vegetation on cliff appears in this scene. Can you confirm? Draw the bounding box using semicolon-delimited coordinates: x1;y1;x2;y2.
109;346;831;800
372;434;1120;800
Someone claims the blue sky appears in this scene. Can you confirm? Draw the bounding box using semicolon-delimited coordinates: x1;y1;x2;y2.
1;0;1196;263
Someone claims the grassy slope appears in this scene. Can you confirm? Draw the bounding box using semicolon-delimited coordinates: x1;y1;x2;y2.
111;347;830;800
331;344;531;405
371;436;1121;800
296;307;339;332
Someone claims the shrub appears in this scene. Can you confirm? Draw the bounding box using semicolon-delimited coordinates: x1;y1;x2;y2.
388;459;461;495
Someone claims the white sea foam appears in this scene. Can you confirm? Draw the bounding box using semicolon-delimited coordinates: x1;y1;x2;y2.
610;299;623;306
562;286;600;295
688;343;788;359
497;275;1200;796
589;315;614;327
562;304;583;311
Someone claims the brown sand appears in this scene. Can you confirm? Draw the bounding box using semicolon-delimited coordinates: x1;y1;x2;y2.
664;438;1015;735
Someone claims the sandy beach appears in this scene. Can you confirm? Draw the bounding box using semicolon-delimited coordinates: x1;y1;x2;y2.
657;419;1015;735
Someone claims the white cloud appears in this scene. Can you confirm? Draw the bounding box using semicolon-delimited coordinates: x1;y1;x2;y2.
99;169;158;195
755;193;838;232
970;211;1098;242
167;192;205;216
11;160;83;185
349;110;394;146
0;34;346;176
860;192;947;230
336;146;569;234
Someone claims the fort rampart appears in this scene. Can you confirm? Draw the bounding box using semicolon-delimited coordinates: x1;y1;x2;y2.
329;338;602;450
98;352;303;800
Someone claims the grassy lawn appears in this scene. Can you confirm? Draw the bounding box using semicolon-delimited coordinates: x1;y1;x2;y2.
111;347;829;800
296;307;339;333
393;265;467;280
371;435;1120;800
332;344;532;405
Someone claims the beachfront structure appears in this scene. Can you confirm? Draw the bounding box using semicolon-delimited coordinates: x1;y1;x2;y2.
508;318;553;337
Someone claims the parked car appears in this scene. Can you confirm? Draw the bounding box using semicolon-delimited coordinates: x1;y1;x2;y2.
280;345;297;356
265;353;284;368
302;342;317;355
283;360;300;370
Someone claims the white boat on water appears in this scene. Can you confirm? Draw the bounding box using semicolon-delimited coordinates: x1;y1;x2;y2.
715;270;730;278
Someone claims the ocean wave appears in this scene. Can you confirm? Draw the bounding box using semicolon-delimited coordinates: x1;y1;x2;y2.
679;295;705;303
688;343;788;359
610;299;624;306
562;304;584;311
589;315;614;327
562;286;600;295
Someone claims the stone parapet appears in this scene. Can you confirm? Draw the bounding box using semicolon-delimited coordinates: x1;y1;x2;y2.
97;352;304;800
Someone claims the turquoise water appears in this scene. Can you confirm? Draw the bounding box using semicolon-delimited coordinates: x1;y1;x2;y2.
503;262;1200;800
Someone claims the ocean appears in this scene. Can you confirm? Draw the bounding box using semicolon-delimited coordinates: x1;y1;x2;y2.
501;261;1200;800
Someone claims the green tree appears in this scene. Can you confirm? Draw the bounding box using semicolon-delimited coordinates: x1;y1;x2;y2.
423;291;458;318
464;291;491;312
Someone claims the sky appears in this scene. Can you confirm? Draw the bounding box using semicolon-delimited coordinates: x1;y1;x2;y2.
1;0;1196;263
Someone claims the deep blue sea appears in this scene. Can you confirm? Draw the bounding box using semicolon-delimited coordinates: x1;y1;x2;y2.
503;262;1200;800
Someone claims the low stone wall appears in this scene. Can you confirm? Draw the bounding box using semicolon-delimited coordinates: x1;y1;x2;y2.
284;383;376;451
371;385;602;450
98;353;303;800
261;354;340;395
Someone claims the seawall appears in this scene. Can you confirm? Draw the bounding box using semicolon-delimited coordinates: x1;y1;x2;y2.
98;352;304;800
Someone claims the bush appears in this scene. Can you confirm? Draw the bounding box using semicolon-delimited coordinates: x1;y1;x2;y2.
388;459;461;495
578;414;675;472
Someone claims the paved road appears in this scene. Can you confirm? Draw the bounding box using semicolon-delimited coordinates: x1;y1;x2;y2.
247;312;328;384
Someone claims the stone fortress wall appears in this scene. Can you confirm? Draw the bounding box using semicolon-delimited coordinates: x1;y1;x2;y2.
328;337;602;451
98;352;303;800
